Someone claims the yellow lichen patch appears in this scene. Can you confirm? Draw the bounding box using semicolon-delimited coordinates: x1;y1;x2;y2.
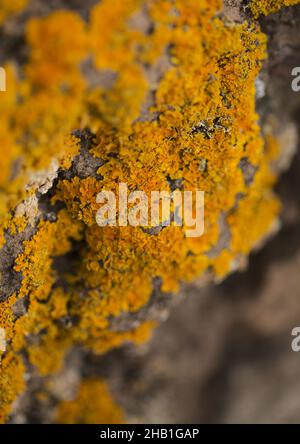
0;294;18;344
47;0;281;337
0;352;25;423
0;0;292;423
250;0;300;18
9;12;88;174
0;12;88;235
0;64;22;190
82;321;157;354
55;177;104;226
55;379;124;424
0;0;28;25
88;0;149;128
12;289;72;375
26;11;88;90
14;211;83;302
28;335;72;376
89;0;143;70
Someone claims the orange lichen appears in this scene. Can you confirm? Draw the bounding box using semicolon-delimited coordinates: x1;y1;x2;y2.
250;0;300;17
0;0;28;25
81;321;157;354
0;0;295;423
0;352;25;423
55;379;124;424
14;211;83;302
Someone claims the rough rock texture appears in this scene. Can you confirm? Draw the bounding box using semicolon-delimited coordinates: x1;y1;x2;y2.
0;0;299;423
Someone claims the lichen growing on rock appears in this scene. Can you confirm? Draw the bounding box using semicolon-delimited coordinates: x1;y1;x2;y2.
55;379;124;424
250;0;300;17
0;0;299;423
0;0;28;25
